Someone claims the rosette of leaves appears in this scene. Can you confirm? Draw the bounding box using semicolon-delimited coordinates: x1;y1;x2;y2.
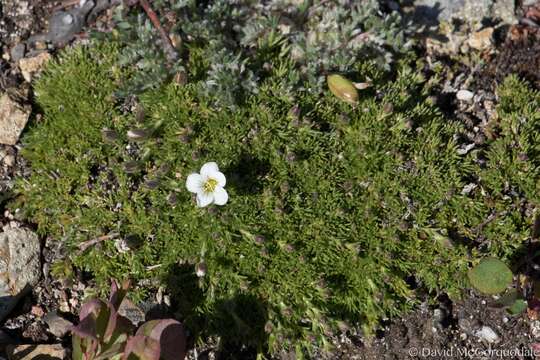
72;280;186;360
108;0;413;106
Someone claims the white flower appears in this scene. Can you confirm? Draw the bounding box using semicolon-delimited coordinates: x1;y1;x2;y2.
186;162;228;207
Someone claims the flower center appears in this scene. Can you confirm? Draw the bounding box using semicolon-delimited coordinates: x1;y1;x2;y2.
203;178;218;193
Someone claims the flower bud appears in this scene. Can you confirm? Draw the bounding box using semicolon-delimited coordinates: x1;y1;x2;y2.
195;262;207;277
123;161;140;174
327;74;359;104
101;128;119;143
127;129;150;141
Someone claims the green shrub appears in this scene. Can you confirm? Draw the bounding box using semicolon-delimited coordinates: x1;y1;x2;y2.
13;41;539;355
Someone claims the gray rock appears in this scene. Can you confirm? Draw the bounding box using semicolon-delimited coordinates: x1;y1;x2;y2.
118;298;145;326
47;10;84;44
0;228;40;322
3;154;15;168
44;311;73;338
0;94;30;145
457;89;474;102
457;316;480;334
413;0;516;27
10;43;26;62
474;325;501;343
531;320;540;339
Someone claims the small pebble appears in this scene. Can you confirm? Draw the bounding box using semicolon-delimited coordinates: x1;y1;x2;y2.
10;43;26;62
457;143;475;155
30;305;44;318
3;154;15;167
531;320;540;339
474;325;500;344
457;89;474;102
115;239;131;253
44;311;73;338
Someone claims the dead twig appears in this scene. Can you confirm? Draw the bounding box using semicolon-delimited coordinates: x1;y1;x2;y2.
78;232;120;252
53;0;80;12
137;0;179;63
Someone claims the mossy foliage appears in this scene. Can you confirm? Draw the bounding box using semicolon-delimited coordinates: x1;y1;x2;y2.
14;42;540;354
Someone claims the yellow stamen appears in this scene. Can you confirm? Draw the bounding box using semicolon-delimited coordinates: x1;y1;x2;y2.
203;178;218;193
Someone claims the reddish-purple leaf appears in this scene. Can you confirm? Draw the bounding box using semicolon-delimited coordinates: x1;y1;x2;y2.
136;319;186;360
104;302;119;343
110;279;131;309
79;299;106;321
95;302;112;340
123;335;160;360
71;315;99;341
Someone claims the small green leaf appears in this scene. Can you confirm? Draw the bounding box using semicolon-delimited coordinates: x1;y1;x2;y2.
72;334;83;360
116;22;132;30
468;258;513;295
508;299;527;315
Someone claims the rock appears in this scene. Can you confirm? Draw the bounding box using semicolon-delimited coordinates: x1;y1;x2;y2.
458;317;477;334
7;344;66;360
3;154;15;168
30;305;44;317
457;143;475;155
413;0;516;27
457;89;474;102
47;10;84;44
44;311;73;338
0;94;30;145
425;32;467;55
27;0;96;46
474;325;501;343
21;322;48;342
118;298;145;326
0;228;40;322
461;183;477;195
531;320;540;339
492;0;517;25
18;52;51;82
468;27;494;50
10;43;25;62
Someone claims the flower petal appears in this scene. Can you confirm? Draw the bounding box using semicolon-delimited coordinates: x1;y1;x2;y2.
200;162;219;178
196;192;214;207
186;174;203;193
211;171;226;187
213;187;228;206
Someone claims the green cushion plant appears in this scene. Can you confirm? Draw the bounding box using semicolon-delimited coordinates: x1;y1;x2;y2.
13;40;540;355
